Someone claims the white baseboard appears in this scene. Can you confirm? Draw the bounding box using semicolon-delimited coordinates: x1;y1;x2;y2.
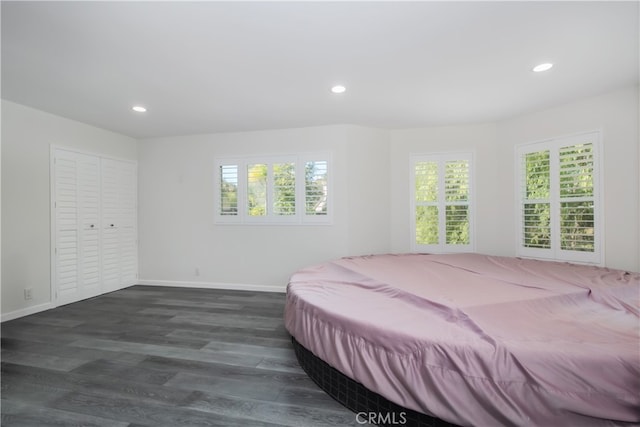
1;302;55;322
137;279;286;293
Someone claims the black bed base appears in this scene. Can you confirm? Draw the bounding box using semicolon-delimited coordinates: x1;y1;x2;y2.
291;337;458;427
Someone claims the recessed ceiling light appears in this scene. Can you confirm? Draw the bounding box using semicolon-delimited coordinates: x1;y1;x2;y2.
330;85;346;94
132;105;147;113
532;63;553;73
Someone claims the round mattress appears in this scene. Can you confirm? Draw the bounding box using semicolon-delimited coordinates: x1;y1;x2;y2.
284;253;640;426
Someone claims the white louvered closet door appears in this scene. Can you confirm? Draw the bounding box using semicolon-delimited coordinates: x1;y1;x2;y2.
54;149;102;305
100;159;121;292
101;158;138;293
54;150;80;305
78;154;102;299
53;149;137;305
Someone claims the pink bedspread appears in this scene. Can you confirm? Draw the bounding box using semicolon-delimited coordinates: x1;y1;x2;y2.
284;253;640;426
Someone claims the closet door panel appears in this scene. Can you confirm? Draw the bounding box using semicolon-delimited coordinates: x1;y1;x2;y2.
101;160;120;227
78;155;101;298
120;231;137;285
100;158;138;291
101;227;120;292
54;151;80;304
101;159;121;292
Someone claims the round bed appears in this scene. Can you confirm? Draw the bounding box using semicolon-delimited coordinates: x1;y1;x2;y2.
284;253;640;426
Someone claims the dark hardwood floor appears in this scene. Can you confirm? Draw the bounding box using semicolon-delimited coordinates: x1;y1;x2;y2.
1;285;371;426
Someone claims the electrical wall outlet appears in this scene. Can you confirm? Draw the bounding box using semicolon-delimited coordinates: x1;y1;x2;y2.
195;267;200;277
24;288;33;300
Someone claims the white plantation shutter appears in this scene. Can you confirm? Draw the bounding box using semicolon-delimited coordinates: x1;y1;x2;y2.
516;132;601;264
304;160;328;216
444;160;470;245
414;161;439;245
214;153;332;224
247;163;268;218
521;150;551;249
559;144;594;252
219;164;238;216
272;162;296;216
411;153;474;252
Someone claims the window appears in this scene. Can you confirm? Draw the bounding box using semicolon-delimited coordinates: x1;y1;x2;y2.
410;153;474;252
516;131;601;264
215;153;331;224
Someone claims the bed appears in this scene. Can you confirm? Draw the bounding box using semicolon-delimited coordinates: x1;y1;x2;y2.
284;253;640;426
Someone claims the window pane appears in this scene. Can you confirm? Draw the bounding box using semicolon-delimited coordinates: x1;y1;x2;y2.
219;165;238;215
445;160;469;202
247;164;267;216
561;201;594;252
415;162;438;202
517;132;600;262
445;205;469;244
523;203;551;248
305;161;328;215
560;144;593;198
273;163;296;215
525;151;550;199
416;206;438;245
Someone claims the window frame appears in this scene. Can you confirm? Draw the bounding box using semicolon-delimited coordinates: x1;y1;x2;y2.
515;130;603;265
410;151;475;253
214;152;332;225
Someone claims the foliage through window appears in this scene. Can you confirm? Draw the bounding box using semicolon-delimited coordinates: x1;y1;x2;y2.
411;153;474;252
215;154;330;224
516;131;601;264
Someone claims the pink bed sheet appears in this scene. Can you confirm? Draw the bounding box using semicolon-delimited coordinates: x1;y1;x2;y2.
284;253;640;426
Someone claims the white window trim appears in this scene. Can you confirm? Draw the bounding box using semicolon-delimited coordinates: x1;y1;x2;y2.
410;151;475;253
515;130;604;265
214;152;332;225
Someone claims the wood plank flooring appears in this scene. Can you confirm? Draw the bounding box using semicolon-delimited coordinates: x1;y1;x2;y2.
1;285;371;426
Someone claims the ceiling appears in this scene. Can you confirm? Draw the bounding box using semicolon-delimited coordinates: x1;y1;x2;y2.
2;1;638;139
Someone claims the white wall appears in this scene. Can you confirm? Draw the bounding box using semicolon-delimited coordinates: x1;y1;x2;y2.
1;100;137;318
2;85;637;319
137;125;391;291
494;86;639;271
137;85;640;292
345;126;391;256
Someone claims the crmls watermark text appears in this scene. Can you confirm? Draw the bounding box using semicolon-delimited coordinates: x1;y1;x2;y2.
356;411;407;425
